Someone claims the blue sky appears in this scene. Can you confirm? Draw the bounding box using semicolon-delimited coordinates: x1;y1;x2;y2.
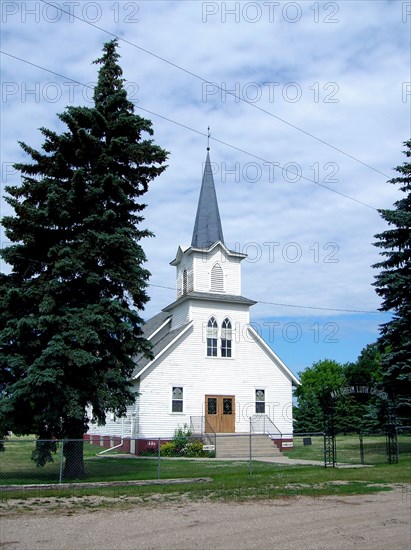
1;1;410;378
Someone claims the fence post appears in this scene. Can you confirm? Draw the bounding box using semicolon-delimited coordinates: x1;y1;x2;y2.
59;440;64;483
249;418;252;477
158;437;161;480
395;426;399;463
359;434;364;465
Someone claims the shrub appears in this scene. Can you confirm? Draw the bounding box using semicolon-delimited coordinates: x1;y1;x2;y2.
172;424;192;452
160;441;177;456
183;440;208;457
160;427;215;458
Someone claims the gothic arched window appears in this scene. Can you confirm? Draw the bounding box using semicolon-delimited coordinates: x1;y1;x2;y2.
221;318;232;358
206;316;218;357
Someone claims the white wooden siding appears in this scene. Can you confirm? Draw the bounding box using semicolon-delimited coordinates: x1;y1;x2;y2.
136;309;293;438
169;301;190;330
192;247;242;295
87;240;295;441
86;389;140;437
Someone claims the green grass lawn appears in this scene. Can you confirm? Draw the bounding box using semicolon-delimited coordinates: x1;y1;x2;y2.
1;437;410;503
1;459;410;503
283;436;325;461
283;434;411;465
0;438;108;484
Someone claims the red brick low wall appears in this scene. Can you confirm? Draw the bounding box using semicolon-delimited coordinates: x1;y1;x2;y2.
273;438;293;451
84;435;171;455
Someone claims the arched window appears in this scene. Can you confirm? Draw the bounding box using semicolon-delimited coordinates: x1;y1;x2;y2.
182;269;188;295
210;263;224;292
206;316;218;357
221;318;232;358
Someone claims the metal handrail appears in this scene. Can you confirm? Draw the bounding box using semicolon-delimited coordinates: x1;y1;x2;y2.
204;416;216;449
189;416;204;435
250;414;282;439
190;416;216;448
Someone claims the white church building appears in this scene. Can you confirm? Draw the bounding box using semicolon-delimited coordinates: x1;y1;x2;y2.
86;149;299;453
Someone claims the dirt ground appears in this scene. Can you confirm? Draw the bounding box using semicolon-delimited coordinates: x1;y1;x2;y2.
1;487;410;550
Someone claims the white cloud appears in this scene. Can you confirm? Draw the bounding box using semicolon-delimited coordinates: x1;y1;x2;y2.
1;0;409;374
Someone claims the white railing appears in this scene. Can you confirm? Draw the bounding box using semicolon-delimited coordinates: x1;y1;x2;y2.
190;416;216;448
250;414;282;439
190;416;204;434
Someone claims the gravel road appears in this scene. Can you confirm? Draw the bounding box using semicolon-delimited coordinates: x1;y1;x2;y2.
1;487;410;550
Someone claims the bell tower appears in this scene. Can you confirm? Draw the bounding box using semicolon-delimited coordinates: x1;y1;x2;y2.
171;142;247;299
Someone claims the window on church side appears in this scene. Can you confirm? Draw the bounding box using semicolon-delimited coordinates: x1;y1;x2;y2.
206;317;218;357
210;263;224;292
255;389;265;414
221;318;232;358
172;386;184;412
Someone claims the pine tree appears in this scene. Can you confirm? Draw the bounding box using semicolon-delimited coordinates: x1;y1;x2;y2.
344;343;385;432
0;40;168;477
373;140;411;423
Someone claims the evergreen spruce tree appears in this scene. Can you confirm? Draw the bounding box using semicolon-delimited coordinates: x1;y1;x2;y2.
373;140;411;423
344;343;385;432
0;40;168;477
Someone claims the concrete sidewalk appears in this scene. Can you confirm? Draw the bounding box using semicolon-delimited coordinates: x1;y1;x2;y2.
253;455;325;466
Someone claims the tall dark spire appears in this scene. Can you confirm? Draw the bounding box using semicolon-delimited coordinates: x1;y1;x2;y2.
191;148;224;249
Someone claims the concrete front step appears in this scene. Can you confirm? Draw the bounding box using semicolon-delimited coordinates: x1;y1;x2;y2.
214;434;282;459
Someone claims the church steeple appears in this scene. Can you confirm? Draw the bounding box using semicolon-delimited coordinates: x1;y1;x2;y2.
170;144;249;304
191;150;224;249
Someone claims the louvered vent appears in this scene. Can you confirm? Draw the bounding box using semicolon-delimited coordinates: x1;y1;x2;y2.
210;263;224;292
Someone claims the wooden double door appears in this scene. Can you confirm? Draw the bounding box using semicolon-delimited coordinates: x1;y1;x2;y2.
205;395;235;433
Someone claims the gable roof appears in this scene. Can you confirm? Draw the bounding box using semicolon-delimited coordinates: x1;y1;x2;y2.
247;325;300;386
142;311;171;340
132;312;299;386
170;241;246;266
132;319;192;379
191;151;224;248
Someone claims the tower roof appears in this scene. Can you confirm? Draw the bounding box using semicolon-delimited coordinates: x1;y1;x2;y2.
191;151;224;248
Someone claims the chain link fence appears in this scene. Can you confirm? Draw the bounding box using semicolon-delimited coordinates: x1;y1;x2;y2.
281;433;326;462
0;438;208;485
0;435;284;485
396;426;411;458
1;429;410;486
333;433;388;465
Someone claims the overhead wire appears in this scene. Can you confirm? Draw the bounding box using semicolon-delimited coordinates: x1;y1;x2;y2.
0;252;391;315
1;50;378;211
35;0;390;181
0;6;394;315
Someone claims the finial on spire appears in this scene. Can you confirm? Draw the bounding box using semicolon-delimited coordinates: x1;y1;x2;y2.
207;126;211;151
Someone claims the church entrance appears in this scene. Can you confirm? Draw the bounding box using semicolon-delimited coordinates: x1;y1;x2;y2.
205;395;235;433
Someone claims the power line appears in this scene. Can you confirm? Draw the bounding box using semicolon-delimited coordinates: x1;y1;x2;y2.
0;23;390;315
1;50;377;211
1;253;389;315
256;300;388;315
35;0;390;181
137;105;377;210
148;283;389;314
